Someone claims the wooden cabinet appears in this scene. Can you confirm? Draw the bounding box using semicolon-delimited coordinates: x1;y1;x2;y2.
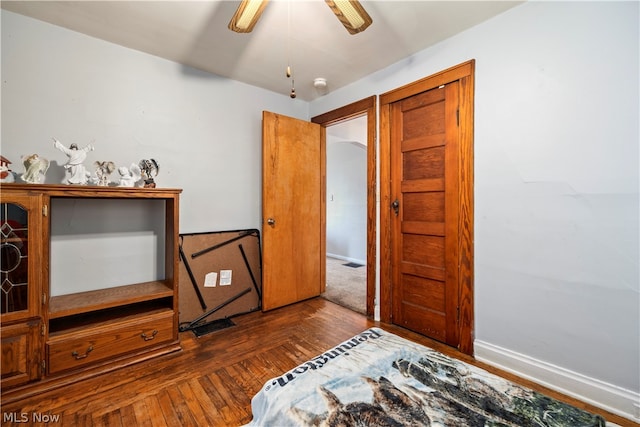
1;192;44;388
0;184;181;402
1;319;42;389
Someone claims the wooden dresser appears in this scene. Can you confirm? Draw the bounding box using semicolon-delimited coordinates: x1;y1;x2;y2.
0;184;181;402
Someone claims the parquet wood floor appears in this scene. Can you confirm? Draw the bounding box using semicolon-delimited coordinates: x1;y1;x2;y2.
1;298;634;426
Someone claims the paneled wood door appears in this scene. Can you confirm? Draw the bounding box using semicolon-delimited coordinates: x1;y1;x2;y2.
261;111;325;311
391;82;460;346
380;60;475;354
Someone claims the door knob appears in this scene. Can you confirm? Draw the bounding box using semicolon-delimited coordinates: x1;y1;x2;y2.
391;199;400;216
267;218;275;226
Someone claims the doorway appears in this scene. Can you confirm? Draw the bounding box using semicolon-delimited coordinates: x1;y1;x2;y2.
312;96;377;317
324;117;367;314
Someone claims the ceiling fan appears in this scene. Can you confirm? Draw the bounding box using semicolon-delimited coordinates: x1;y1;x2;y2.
229;0;373;35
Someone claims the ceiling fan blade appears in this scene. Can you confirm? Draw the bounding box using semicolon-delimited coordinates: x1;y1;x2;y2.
229;0;270;33
325;0;372;35
228;0;372;35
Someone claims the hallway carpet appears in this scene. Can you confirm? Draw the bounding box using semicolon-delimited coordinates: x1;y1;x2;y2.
322;256;366;314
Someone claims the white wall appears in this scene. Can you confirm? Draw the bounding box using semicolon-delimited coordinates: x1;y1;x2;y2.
326;139;367;263
1;10;307;234
2;1;638;421
1;9;308;297
312;1;639;420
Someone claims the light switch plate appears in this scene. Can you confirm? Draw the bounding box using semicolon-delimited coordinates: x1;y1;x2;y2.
220;270;232;286
204;272;217;287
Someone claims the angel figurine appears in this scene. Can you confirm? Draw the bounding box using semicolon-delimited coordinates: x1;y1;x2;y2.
117;163;142;187
53;138;94;185
139;159;159;188
21;154;50;184
94;161;116;186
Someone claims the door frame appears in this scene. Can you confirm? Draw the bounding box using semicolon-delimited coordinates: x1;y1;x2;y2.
379;61;475;354
312;96;377;317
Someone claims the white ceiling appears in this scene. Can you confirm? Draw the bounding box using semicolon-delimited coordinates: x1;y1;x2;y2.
1;1;522;101
327;115;368;142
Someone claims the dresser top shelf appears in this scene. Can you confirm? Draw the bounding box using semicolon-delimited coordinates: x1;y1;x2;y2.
0;183;182;199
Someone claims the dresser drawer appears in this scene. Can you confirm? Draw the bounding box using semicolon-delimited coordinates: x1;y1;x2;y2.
47;310;174;375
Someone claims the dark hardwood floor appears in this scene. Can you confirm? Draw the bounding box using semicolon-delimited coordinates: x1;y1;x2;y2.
1;298;635;426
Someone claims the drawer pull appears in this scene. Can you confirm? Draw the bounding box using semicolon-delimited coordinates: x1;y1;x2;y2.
71;345;94;360
141;330;158;341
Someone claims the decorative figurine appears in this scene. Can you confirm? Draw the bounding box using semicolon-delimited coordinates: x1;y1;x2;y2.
0;156;15;183
53;138;94;185
21;154;49;184
117;163;142;188
94;161;116;186
139;159;159;188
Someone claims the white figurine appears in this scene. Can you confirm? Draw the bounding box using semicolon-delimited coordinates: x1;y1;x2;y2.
0;156;15;183
94;161;116;186
53;138;94;185
21;154;49;184
117;163;142;187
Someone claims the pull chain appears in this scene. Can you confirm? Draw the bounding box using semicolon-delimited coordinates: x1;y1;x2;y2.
286;1;296;98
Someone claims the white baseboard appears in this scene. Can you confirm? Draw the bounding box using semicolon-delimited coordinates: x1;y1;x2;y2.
326;253;366;266
474;340;640;424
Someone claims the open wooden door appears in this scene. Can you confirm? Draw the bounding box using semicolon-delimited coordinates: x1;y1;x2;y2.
262;111;325;311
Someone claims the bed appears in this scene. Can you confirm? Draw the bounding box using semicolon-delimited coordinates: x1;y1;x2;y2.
244;327;606;426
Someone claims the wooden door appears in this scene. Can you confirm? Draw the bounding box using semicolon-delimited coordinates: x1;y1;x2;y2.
262;111;324;311
1;319;42;388
0;193;43;322
390;82;461;347
380;61;475;354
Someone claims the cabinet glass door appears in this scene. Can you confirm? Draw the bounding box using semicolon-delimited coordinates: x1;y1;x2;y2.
1;203;29;314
